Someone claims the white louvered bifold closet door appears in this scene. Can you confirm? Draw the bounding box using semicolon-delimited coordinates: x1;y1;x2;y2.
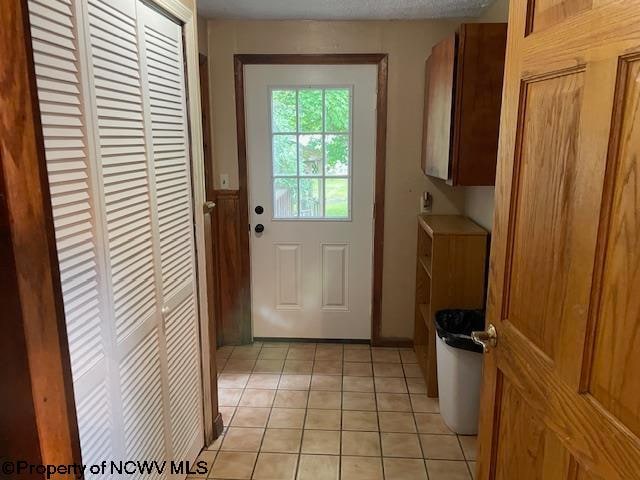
137;3;203;463
85;0;168;470
28;0;204;476
27;0;114;473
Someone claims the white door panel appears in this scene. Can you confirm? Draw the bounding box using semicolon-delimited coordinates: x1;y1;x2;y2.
28;0;115;472
85;0;168;471
137;2;203;465
246;65;377;339
29;0;204;475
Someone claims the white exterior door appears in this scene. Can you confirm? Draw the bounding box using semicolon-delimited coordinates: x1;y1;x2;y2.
245;65;377;339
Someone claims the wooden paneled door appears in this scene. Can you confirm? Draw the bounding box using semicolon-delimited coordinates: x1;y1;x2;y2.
477;0;640;479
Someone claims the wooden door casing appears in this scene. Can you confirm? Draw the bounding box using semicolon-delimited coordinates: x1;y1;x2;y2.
478;0;640;479
199;53;223;439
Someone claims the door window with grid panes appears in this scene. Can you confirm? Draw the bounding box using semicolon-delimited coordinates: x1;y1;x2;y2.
271;87;351;219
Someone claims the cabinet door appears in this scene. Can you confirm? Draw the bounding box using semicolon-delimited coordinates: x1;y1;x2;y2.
420;57;431;175
424;34;456;181
451;23;507;186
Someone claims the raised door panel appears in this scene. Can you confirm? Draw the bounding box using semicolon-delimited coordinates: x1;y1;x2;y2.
322;244;349;310
275;243;302;309
588;57;640;441
494;380;574;480
504;71;604;386
527;0;593;33
425;34;456;181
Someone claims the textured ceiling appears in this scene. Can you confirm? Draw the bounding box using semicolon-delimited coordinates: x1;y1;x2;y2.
197;0;494;20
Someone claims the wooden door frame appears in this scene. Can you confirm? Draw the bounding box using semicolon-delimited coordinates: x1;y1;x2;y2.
0;0;82;468
199;52;224;441
233;53;389;345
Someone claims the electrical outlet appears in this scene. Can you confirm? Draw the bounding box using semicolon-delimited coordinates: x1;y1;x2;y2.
420;192;433;213
220;174;230;189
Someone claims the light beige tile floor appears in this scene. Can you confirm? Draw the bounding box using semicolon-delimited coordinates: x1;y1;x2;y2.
194;341;477;479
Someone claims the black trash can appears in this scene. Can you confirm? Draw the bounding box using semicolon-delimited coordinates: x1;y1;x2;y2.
434;309;485;434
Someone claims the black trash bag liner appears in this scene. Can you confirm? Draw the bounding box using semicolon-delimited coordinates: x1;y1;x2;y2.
434;309;485;354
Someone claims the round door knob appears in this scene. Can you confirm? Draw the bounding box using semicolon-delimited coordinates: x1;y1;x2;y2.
255;205;264;215
471;324;498;353
255;224;265;233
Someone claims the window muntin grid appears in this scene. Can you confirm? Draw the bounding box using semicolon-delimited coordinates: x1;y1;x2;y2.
270;87;352;220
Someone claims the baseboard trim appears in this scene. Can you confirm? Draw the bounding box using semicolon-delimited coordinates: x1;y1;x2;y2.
372;337;414;348
212;412;224;440
253;337;370;345
251;337;414;348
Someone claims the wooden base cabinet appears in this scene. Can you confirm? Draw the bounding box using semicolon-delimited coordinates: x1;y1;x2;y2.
421;23;507;186
414;215;488;397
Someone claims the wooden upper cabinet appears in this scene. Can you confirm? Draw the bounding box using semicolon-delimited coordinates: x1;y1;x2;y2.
423;37;455;180
421;23;507;186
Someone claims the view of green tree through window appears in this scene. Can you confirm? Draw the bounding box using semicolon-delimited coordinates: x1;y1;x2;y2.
271;87;351;219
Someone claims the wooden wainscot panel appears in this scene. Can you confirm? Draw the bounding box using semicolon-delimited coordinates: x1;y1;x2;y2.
214;189;252;345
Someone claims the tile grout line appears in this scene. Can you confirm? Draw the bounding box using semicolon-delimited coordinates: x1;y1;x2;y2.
403;350;431;480
336;345;344;480
371;348;386;480
294;342;314;480
247;342;266;480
